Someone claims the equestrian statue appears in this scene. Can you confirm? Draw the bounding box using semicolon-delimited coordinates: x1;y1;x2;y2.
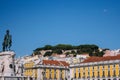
2;30;12;51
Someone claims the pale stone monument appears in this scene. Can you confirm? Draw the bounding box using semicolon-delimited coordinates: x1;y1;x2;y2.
0;51;15;76
0;30;28;80
0;30;15;76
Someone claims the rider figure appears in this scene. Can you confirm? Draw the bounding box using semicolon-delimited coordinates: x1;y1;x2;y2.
2;30;12;51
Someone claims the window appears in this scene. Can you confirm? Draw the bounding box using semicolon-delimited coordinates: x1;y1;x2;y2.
103;66;104;69
79;73;81;78
74;73;76;78
103;71;105;77
9;64;13;68
88;72;89;76
114;64;116;67
114;70;116;77
49;69;51;79
60;69;62;79
78;69;80;78
119;69;120;77
54;70;56;79
98;71;99;77
108;71;110;77
93;72;94;77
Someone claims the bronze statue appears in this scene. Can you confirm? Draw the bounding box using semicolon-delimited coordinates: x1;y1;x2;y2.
2;30;12;51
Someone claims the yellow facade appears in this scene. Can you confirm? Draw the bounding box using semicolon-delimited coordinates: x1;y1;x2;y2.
94;66;98;78
110;65;113;77
85;67;88;78
56;69;59;79
24;61;37;78
71;68;74;78
115;64;119;77
99;66;103;78
73;64;120;79
51;69;54;79
89;66;93;78
80;67;83;78
24;60;69;80
76;68;79;78
42;68;67;80
62;70;65;79
104;65;108;77
45;69;49;79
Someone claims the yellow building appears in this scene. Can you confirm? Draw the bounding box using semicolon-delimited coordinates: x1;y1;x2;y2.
37;60;69;80
23;60;37;79
70;55;120;80
24;59;69;80
24;55;120;80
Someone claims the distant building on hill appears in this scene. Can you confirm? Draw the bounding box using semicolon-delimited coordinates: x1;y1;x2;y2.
76;54;89;62
103;49;120;57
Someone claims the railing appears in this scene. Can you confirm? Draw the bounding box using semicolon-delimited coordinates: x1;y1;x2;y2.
0;76;28;80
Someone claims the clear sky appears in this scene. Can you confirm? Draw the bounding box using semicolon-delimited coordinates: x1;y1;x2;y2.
0;0;120;57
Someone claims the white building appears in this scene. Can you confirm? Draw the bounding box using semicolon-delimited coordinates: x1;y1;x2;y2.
103;49;120;57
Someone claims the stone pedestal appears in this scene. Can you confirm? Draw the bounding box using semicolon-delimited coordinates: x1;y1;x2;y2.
0;51;15;76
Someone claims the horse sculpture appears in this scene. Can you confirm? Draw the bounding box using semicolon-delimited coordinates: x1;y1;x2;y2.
2;30;12;51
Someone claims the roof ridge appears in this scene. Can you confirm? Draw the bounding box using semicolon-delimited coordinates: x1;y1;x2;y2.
56;60;64;66
82;55;120;63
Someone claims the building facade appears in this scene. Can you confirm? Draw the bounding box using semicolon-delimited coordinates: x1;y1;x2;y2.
24;60;69;80
24;60;37;78
23;55;120;80
70;56;120;80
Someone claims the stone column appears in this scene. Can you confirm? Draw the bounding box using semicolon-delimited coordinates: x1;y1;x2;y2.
27;76;30;80
110;77;113;80
106;77;108;80
65;70;69;80
37;69;41;80
1;76;4;80
100;78;103;80
57;69;60;80
22;77;25;80
117;77;119;80
69;68;73;80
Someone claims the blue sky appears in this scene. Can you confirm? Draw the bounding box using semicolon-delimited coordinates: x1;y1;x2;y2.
0;0;120;57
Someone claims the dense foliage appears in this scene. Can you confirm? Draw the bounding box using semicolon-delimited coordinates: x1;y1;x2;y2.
43;51;52;57
33;44;105;57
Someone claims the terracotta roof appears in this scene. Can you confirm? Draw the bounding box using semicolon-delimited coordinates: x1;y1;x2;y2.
82;55;120;63
43;60;69;66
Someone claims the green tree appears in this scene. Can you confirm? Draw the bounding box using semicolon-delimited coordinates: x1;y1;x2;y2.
32;51;41;56
78;44;99;54
52;49;62;54
33;44;105;57
54;44;73;50
96;51;105;57
43;45;53;50
44;51;52;57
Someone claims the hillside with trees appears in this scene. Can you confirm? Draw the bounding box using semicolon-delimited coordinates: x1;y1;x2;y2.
33;44;105;57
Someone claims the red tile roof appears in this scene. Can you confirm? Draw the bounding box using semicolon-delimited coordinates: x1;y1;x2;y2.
82;55;120;63
43;60;69;67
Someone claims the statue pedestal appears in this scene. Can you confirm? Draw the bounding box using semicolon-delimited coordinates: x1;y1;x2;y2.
0;51;15;76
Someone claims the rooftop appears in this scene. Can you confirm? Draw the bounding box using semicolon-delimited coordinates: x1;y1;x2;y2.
43;60;69;66
83;54;120;63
